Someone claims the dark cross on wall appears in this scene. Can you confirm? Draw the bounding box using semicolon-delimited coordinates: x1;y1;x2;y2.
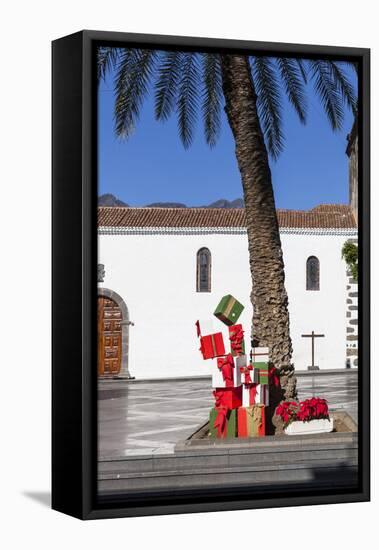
301;330;325;371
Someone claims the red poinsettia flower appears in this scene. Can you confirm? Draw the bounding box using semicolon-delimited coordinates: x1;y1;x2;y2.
275;397;329;427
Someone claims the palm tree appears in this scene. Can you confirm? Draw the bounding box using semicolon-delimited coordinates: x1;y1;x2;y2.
98;47;356;420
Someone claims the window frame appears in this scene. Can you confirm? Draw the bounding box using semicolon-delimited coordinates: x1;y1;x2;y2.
196;247;212;292
306;255;320;291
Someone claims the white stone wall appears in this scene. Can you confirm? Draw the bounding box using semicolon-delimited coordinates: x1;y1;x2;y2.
98;227;357;379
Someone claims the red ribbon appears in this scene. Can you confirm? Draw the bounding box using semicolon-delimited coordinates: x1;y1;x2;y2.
213;389;223;408
210;334;218;355
218;354;234;387
214;407;229;437
240;365;253;385
195;320;201;338
249;383;258;404
229;326;244;354
269;366;280;387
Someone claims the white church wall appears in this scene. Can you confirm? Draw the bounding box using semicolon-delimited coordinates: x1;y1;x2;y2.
281;232;349;370
98;229;354;379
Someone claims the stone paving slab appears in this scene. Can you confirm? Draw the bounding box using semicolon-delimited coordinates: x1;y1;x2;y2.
98;372;358;458
99;369;357;385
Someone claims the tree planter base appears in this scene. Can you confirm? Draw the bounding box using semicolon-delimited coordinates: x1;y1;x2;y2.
284;418;334;435
98;412;356;494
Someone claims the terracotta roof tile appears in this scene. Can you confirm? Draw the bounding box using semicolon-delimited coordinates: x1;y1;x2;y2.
98;204;356;229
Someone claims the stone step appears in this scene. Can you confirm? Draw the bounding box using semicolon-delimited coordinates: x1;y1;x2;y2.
99;456;358;479
98;444;357;475
98;412;358;494
98;459;358;493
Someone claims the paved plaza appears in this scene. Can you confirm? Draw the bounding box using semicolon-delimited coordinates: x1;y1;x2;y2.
98;371;358;458
297;372;358;422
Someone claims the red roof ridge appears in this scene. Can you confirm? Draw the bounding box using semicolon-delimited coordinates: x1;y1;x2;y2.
98;203;356;230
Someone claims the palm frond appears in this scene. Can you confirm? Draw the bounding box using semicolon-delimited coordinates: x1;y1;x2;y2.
176;52;200;148
251;56;284;160
308;60;344;130
296;59;308;84
276;58;307;124
97;47;120;81
346;60;359;75
201;53;222;147
326;61;357;114
154;50;183;121
113;48;134;135
114;48;157;139
113;48;136;137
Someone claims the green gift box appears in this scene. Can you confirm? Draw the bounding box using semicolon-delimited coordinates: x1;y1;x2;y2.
254;362;269;384
209;407;238;438
214;295;244;326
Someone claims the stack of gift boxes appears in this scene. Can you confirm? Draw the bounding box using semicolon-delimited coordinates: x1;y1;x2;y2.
196;294;269;439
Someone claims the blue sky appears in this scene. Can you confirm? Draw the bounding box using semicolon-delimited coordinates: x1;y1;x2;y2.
98;56;356;210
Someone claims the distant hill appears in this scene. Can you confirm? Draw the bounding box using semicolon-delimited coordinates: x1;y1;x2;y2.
205;198;244;208
98;193;129;207
145;202;188;208
98;194;244;208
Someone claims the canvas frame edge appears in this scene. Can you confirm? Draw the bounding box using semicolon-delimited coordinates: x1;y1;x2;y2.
52;29;370;520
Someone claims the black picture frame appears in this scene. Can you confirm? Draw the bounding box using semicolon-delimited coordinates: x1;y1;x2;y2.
52;30;370;520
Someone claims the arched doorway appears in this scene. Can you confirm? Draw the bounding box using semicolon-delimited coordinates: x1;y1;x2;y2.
97;288;133;378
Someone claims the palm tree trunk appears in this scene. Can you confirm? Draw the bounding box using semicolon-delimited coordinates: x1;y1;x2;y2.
220;55;297;418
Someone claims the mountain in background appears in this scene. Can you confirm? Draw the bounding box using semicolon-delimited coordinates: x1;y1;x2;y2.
145;202;188;208
98;193;129;207
98;194;244;208
204;198;244;208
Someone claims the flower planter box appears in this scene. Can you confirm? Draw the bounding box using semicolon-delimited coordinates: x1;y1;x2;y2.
284;418;334;436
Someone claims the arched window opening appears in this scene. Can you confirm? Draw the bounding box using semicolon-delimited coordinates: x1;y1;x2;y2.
306;256;320;291
197;248;211;292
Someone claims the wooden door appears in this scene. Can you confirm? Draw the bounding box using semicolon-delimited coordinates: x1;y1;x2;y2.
97;296;122;376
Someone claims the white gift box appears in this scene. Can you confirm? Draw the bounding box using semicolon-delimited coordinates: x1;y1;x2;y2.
242;383;260;406
252;347;269;355
236;355;260;385
240;367;259;385
243;383;268;406
197;319;215;336
251;347;269;364
284;418;334;435
259;384;269;405
251;368;259;384
212;356;241;388
235;355;248;369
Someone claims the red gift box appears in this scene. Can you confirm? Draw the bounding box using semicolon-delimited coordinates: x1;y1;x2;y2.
196;320;226;360
200;332;225;359
237;405;266;437
213;386;242;409
213;406;229;438
229;324;245;356
237;407;248;438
